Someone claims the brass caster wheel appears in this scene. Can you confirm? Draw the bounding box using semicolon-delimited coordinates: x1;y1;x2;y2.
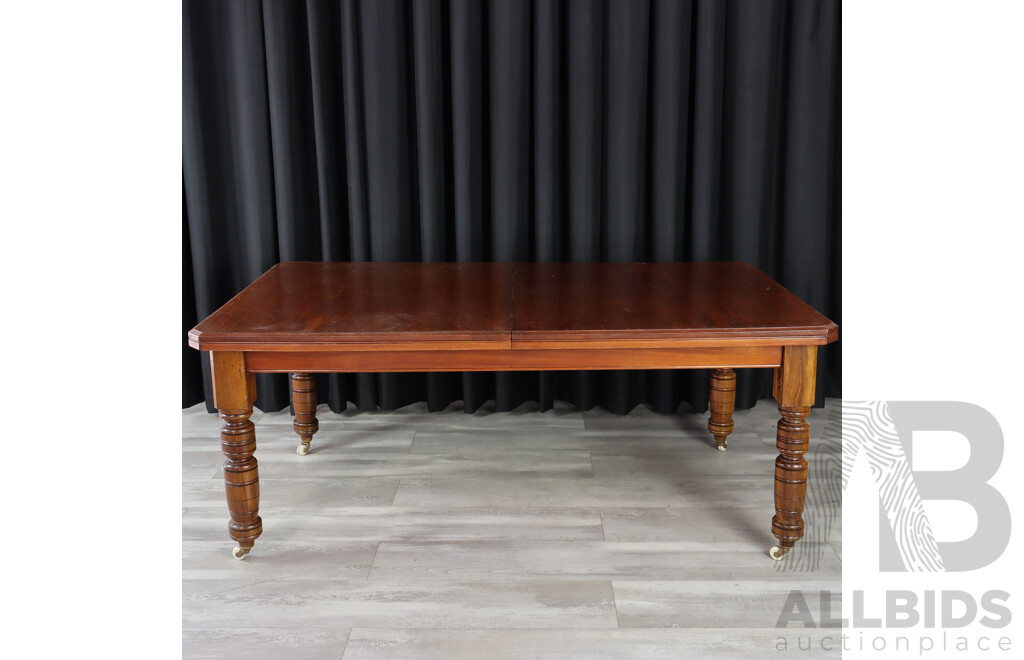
717;444;727;452
769;546;790;561
233;546;251;560
297;443;310;456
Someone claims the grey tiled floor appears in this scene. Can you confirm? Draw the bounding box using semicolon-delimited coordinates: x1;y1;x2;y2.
183;398;842;659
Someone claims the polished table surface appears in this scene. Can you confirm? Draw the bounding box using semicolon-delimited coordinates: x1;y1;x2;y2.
189;261;838;561
189;261;837;349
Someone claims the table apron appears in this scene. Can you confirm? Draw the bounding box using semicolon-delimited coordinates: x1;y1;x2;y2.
243;346;784;373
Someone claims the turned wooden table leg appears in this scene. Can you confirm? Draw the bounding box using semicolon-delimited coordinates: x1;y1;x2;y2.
291;373;319;456
769;345;817;560
708;368;736;451
211;351;262;560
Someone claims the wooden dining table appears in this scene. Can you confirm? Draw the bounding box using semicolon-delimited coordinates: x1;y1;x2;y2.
188;261;838;561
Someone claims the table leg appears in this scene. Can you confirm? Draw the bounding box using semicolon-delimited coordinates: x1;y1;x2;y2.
769;345;817;560
291;373;319;456
211;351;262;560
708;368;736;451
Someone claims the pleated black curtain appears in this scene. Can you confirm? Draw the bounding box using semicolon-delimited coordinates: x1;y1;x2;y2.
183;0;841;415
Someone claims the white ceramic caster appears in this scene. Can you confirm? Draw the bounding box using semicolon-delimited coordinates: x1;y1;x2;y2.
717;444;727;452
297;443;310;456
233;546;251;560
769;546;790;561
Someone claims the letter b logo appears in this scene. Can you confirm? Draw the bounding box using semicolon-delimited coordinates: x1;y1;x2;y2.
880;399;1007;568
843;402;1010;571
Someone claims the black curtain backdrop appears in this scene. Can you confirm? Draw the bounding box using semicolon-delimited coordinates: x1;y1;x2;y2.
183;0;841;416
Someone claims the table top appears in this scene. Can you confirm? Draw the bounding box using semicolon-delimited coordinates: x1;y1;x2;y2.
188;262;838;351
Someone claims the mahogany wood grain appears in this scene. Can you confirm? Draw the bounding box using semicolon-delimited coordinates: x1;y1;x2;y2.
771;345;818;552
708;368;736;449
244;346;783;373
512;262;837;346
189;262;838;353
189;262;514;350
193;340;513;353
189;262;838;560
511;336;831;349
210;351;262;555
773;345;819;407
291;373;319;454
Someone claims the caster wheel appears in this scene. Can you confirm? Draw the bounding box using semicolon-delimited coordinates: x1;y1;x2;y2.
297;443;310;456
233;546;251;560
769;546;790;561
717;444;727;452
